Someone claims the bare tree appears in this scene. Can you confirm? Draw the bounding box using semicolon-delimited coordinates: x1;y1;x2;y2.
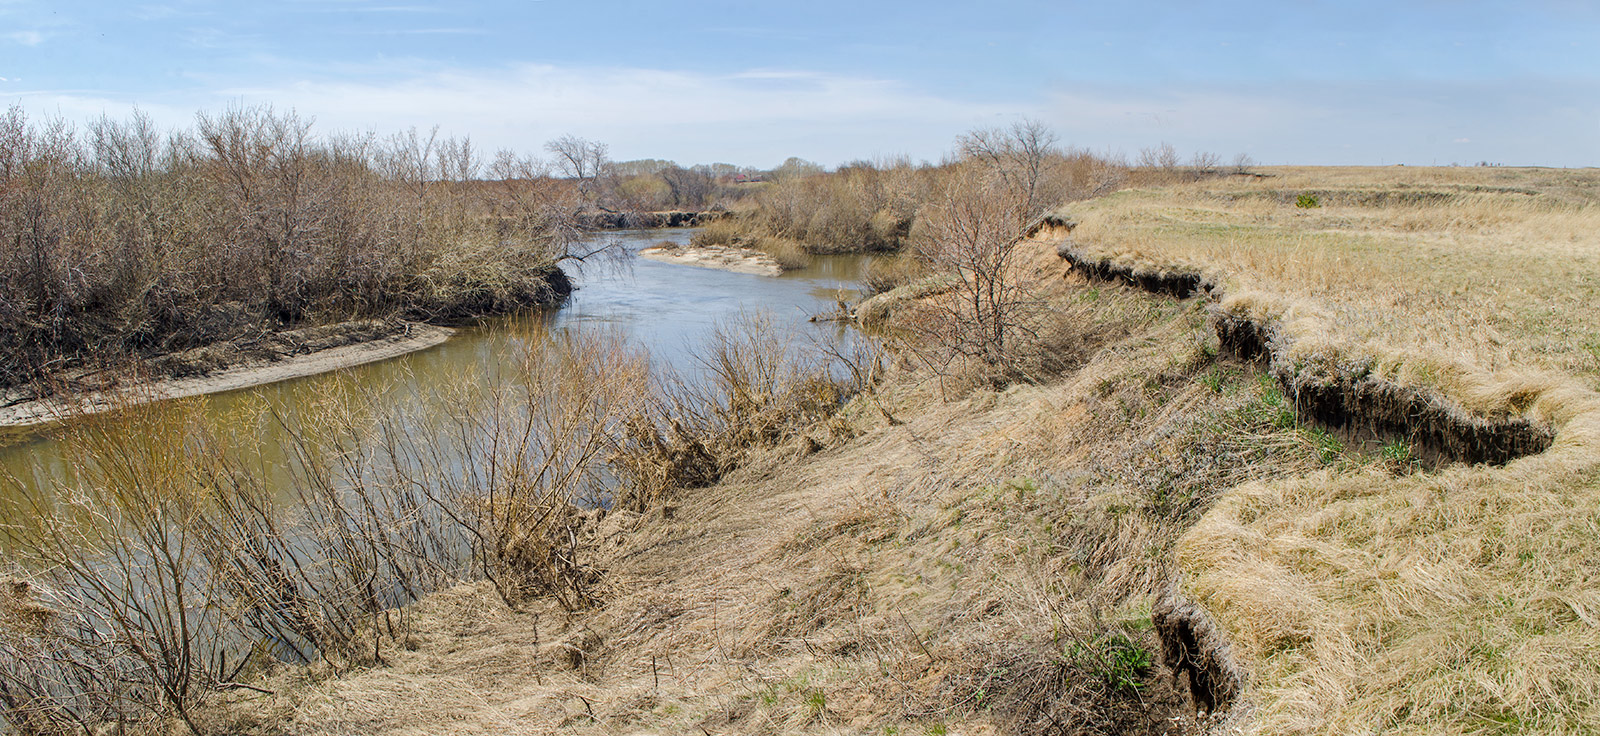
1137;142;1181;171
914;164;1035;376
544;134;610;205
956;119;1060;218
1231;152;1256;175
659;165;714;209
1190;151;1222;175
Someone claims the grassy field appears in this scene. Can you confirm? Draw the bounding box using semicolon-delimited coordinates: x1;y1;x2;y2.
1055;166;1600;734
10;165;1597;735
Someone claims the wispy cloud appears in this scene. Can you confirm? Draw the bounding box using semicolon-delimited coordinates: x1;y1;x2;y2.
6;30;43;46
10;64;1596;168
10;64;1024;166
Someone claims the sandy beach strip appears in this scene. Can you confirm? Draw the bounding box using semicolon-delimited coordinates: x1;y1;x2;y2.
0;323;455;430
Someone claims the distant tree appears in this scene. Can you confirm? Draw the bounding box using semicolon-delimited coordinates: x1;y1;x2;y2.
1190;151;1222;174
956;119;1059;218
612;158;674;177
702;162;742;178
544;134;610;203
1137;142;1181;170
1231;152;1256;175
771;157;823;181
659;165;715;209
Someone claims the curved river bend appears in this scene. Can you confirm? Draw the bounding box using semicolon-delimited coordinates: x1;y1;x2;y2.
0;229;870;498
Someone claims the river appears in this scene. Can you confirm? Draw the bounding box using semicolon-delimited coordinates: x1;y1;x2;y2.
0;228;870;501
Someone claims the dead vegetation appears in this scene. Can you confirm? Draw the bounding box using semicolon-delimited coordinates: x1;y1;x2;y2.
1046;165;1600;734
6;162;1598;736
170;231;1378;735
0;105;592;396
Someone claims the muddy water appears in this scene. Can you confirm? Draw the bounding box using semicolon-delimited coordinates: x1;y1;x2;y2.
0;229;870;499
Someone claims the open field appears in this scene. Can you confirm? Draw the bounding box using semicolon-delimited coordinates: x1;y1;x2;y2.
1051;166;1600;733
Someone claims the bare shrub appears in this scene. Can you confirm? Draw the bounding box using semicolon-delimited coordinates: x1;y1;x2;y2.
956;118;1059;218
1190;151;1222;176
0;401;246;733
0;325;664;730
0;105;591;393
611;313;851;512
414;327;651;609
1231;152;1257;175
906;165;1037;381
1136;142;1181;171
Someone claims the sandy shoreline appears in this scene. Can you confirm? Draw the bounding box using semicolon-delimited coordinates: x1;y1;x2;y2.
639;243;783;277
0;324;455;430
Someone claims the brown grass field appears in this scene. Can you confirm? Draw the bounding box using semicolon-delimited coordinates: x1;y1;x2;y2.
9;165;1598;735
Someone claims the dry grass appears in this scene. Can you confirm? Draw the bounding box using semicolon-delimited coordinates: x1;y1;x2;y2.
1049;166;1600;734
203;241;1364;735
14;165;1596;735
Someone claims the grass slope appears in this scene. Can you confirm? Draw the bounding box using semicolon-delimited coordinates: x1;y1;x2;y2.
213;166;1600;735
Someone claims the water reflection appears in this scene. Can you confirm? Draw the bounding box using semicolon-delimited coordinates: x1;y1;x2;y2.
0;229;870;506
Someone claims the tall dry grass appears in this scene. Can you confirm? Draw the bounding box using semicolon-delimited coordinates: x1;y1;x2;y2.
1042;166;1600;734
0;325;673;733
0;315;870;733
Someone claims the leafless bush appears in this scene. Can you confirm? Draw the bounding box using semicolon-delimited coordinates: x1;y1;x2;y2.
0;104;591;393
1231;152;1257;175
1136;142;1181;171
610;313;852;513
0;324;671;731
957;118;1060;218
905;164;1038;382
406;327;650;609
1190;151;1222;176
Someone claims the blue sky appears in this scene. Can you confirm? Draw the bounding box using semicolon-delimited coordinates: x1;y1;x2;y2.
2;0;1596;168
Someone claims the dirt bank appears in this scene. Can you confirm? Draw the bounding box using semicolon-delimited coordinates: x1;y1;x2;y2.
639;242;784;276
577;210;731;230
0;322;454;430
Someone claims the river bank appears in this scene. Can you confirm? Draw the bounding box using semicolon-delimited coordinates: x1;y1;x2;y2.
0;321;455;430
576;210;730;230
209;166;1600;735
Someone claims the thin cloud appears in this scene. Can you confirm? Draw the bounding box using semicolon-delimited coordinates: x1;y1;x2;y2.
7;30;43;46
10;63;1024;167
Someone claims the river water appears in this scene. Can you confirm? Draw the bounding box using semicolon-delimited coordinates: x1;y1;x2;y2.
0;229;869;498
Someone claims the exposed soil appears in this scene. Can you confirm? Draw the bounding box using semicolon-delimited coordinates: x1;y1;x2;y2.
0;321;455;430
1040;219;1555;466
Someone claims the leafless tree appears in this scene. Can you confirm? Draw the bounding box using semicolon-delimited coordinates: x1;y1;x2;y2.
1190;151;1222;174
544;134;610;204
1137;142;1181;171
660;165;714;209
1231;152;1256;175
913;164;1035;376
956;118;1060;218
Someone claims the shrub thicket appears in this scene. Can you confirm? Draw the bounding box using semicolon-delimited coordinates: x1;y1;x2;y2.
0;105;587;391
